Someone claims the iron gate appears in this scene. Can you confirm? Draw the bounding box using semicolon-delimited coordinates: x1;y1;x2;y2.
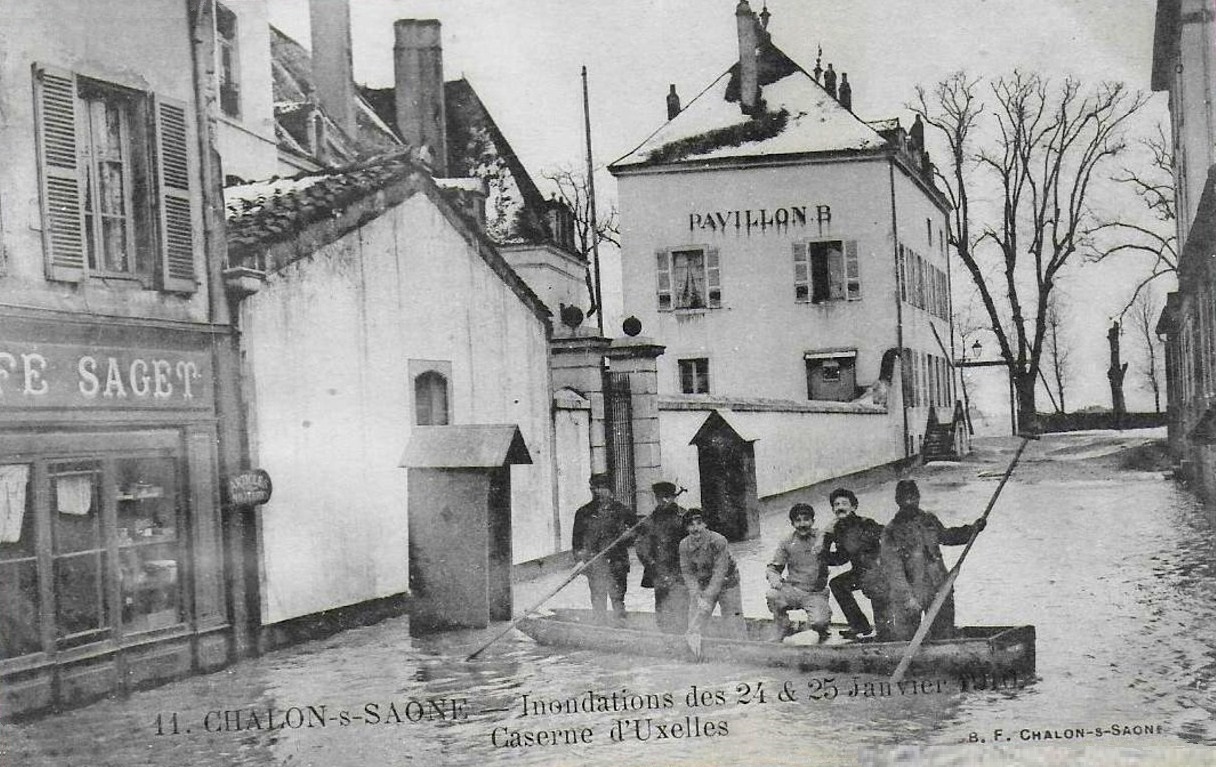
603;372;636;507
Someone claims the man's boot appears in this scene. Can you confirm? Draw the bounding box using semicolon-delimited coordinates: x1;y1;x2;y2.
771;612;792;642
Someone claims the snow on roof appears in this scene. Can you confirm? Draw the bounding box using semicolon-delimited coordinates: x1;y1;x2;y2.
224;174;330;219
611;49;886;170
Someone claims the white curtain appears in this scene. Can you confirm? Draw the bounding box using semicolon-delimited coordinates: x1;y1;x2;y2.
56;474;93;516
0;465;30;543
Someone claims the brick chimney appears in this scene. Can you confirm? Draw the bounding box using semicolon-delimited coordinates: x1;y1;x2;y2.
838;73;852;111
736;1;759;113
309;0;357;138
666;84;681;120
394;19;448;176
823;63;837;100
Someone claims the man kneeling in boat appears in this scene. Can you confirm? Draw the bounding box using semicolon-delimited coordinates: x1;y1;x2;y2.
766;504;832;644
679;509;747;639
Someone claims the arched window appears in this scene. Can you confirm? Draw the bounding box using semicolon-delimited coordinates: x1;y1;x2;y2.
414;371;450;426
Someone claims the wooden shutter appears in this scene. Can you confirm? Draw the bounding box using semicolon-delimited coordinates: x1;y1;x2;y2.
705;247;720;308
154;96;197;293
656;251;671;310
844;240;860;300
33;65;86;282
793;242;809;303
827;243;845;300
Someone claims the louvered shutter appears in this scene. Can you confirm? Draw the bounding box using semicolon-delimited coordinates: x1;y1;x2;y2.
33;65;85;282
154;95;197;293
792;242;809;303
844;240;860;300
827;244;845;300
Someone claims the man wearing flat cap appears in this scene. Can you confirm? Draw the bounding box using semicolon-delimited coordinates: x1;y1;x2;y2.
635;480;690;633
571;473;638;624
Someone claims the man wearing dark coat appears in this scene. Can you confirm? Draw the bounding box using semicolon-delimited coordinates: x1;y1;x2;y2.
571;473;637;623
635;481;690;633
881;479;985;640
823;488;888;640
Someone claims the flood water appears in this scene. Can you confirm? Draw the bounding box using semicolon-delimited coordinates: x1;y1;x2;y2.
2;432;1215;766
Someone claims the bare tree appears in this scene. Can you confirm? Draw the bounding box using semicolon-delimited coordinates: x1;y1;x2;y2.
913;71;1148;427
1085;122;1178;314
1127;288;1164;413
1042;292;1071;413
544;165;620;317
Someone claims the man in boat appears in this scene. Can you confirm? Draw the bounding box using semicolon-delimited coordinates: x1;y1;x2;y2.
635;481;690;634
571;473;638;625
881;479;985;640
765;503;832;643
824;488;888;640
678;509;747;638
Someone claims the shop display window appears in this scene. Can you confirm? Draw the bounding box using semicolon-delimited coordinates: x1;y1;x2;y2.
0;448;186;660
115;456;181;633
0;464;39;660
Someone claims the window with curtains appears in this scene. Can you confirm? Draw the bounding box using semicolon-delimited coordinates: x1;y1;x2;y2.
33;65;197;291
678;358;710;394
657;248;720;310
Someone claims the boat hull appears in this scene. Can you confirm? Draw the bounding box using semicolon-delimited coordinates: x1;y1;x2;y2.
516;609;1035;678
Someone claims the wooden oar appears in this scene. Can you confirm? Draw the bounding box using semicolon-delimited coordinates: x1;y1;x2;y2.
889;430;1039;684
466;513;650;661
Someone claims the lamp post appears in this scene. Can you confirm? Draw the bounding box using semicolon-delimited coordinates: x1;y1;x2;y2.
956;338;1017;436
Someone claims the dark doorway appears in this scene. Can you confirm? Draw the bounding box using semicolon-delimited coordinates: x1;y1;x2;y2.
690;411;759;542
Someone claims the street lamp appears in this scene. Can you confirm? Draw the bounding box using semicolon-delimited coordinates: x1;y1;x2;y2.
971;339;983;359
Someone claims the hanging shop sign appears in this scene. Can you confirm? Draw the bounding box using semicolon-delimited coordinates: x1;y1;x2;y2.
0;341;212;410
226;469;273;507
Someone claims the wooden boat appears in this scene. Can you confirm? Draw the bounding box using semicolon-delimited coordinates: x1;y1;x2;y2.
516;609;1035;678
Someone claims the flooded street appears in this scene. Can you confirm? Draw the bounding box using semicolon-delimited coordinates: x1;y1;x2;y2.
3;430;1215;767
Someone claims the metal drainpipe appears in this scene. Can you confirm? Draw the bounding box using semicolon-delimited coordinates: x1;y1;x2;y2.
188;0;253;657
889;157;909;456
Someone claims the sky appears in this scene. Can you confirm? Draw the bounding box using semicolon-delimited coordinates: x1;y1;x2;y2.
269;0;1171;411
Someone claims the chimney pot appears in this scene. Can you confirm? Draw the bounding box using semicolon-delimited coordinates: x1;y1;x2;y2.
838;73;852;111
309;0;357;140
394;19;448;176
911;113;925;150
736;1;760;113
824;63;837;99
666;84;681;120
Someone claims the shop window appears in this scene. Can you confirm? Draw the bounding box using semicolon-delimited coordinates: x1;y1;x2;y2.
793;240;859;303
0;449;187;658
33;65;197;291
216;4;241;119
0;464;39;660
415;371;450;426
805;351;857;401
51;461;108;648
115;456;182;634
657;248;720;310
679;358;710;394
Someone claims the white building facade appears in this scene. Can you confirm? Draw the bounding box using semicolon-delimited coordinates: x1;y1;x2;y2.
610;2;955;521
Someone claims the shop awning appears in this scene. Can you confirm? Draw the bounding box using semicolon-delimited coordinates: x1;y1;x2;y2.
804;347;857;360
399;425;532;468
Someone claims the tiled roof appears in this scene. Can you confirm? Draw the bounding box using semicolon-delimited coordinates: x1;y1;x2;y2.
225;154;416;253
611;38;887;171
223;154;552;326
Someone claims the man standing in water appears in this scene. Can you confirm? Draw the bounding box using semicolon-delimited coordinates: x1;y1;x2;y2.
881;479;985;640
636;481;690;633
571;473;637;624
679;509;746;638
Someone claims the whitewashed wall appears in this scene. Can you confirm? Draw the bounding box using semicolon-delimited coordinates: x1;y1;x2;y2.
241;191;556;624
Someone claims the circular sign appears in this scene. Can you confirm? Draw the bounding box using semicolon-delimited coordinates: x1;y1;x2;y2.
226;469;273;506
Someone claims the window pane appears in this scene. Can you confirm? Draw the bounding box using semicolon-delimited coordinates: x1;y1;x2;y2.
0;464;39;659
51;461;109;646
672;250;706;309
116;456;183;633
415;372;450;426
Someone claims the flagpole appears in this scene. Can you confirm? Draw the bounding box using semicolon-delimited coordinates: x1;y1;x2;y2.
582;65;605;335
